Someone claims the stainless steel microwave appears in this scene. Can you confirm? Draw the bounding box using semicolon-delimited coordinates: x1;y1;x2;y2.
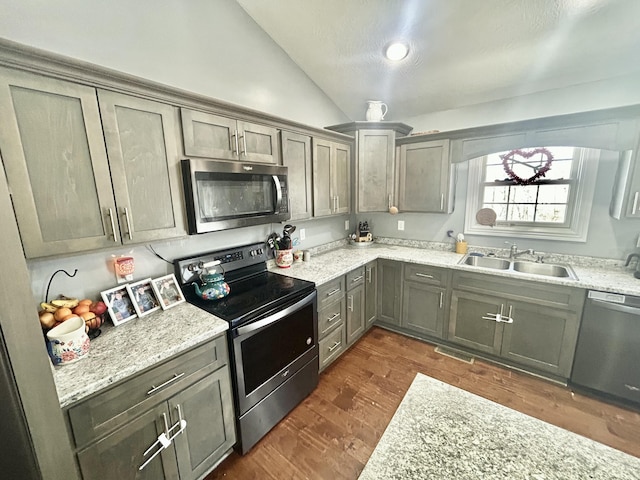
181;159;290;234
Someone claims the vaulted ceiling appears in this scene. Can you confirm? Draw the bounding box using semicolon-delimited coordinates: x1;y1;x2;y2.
236;0;640;121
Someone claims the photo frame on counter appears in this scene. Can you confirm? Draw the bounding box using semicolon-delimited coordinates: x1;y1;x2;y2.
151;274;185;310
100;284;138;326
126;278;161;317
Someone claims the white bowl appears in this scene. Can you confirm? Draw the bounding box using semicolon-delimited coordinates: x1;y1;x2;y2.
46;316;90;365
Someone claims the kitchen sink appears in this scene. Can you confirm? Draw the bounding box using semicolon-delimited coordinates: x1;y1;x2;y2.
463;256;510;270
458;255;578;280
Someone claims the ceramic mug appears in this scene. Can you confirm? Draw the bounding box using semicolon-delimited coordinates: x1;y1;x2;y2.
46;316;90;366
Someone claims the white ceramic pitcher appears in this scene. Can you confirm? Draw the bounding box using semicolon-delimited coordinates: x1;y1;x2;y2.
365;101;388;121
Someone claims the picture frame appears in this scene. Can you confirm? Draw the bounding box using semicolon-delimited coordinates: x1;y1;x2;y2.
151;274;185;310
126;278;161;317
100;284;138;326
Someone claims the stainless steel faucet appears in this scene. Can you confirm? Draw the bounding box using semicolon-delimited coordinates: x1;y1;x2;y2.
506;242;535;259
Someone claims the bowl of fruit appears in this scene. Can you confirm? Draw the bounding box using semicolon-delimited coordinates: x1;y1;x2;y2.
39;296;108;340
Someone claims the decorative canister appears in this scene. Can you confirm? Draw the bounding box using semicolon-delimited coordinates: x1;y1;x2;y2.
46;316;90;366
293;250;304;263
275;249;294;268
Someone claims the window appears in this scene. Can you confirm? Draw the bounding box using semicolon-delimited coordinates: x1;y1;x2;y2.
464;147;600;242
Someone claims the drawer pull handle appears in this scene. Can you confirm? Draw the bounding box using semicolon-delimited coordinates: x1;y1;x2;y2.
327;313;340;322
328;341;341;352
625;384;640;391
147;372;185;395
351;275;364;283
415;273;434;279
439;291;443;309
326;288;341;297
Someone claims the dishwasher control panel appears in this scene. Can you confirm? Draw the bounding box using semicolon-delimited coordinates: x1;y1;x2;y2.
587;291;626;303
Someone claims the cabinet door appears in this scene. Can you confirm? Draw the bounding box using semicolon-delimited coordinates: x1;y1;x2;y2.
501;300;580;377
448;290;503;355
237;120;279;164
77;403;179;480
377;260;402;326
171;368;236;480
365;261;378;328
0;67;118;257
402;282;446;338
332;141;351;214
312;137;333;217
98;91;186;244
281;131;312;220
398;139;451;213
346;283;365;345
180;108;237;160
357;129;395;212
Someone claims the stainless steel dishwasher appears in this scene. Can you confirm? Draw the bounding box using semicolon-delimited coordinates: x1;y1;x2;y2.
570;290;640;407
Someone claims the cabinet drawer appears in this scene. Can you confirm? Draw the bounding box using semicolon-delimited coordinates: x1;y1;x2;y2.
317;277;346;310
318;297;345;339
319;325;346;371
346;266;365;290
67;336;226;448
404;263;447;286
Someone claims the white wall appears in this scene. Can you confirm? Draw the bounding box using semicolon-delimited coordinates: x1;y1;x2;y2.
0;0;349;127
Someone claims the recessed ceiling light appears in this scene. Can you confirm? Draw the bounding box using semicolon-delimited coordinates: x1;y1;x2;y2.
385;42;409;61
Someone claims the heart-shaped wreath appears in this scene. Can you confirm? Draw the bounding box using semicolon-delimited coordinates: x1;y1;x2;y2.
500;148;553;185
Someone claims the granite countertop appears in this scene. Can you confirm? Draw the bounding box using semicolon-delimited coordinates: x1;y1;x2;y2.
271;242;640;296
51;302;228;408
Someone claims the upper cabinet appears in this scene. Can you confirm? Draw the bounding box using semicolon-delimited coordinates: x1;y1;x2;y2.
312;137;351;217
280;130;312;221
326;122;412;213
397;139;454;213
0;67;186;258
180;108;279;164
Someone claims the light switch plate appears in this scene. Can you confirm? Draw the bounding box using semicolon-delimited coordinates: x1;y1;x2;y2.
345;220;349;231
299;228;306;241
398;220;405;231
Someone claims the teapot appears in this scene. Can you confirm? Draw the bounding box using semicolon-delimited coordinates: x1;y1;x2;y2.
365;101;388;121
193;272;230;300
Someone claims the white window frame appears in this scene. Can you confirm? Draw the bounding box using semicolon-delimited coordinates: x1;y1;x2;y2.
464;148;600;242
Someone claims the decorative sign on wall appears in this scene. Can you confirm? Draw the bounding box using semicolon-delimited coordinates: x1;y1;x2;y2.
500;148;554;185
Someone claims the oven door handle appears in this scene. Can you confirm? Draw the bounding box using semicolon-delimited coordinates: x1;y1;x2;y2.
273;175;283;212
236;291;316;336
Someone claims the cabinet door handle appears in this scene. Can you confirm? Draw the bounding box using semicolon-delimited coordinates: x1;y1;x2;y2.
497;305;514;324
147;372;185;395
415;273;434;279
440;193;444;211
107;208;118;242
633;192;639;215
326;288;341;297
348;294;354;311
166;404;187;442
233;129;239;155
123;207;133;240
367;267;372;283
439;291;443;309
388;194;392;209
351;275;364;283
327;312;340;322
328;341;341;352
240;134;247;155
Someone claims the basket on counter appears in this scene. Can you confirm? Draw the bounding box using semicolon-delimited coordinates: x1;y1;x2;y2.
348;238;375;248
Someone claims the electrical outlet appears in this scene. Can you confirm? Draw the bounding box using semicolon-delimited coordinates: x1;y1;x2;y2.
299;228;306;241
345;220;349;231
398;220;405;231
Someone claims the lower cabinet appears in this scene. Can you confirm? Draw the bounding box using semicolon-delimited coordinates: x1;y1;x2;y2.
401;264;449;339
317;277;346;372
346;267;366;345
67;336;235;480
377;259;402;326
364;261;378;329
448;271;585;378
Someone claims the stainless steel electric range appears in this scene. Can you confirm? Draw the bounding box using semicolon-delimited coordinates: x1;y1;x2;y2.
174;242;318;454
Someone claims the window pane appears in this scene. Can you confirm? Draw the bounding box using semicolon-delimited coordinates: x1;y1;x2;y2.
537;184;569;203
507;204;534;222
483;186;509;203
536;204;567;223
509;185;538;203
483;204;507;221
544;159;573;180
485;164;509;181
547;146;574;160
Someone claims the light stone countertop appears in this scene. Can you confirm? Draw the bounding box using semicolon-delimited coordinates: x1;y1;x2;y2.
272;243;640;297
51;302;228;408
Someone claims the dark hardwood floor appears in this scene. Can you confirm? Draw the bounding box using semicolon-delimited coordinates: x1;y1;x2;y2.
206;327;640;479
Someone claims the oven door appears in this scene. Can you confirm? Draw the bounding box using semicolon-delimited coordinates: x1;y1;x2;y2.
231;290;318;415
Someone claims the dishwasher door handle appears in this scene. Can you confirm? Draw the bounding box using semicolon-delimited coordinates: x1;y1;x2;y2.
590;299;640;316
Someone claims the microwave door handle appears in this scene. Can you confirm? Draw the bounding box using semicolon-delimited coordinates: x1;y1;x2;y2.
273;175;283;210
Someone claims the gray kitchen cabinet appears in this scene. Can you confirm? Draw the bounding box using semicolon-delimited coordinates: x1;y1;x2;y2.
326;122;413;213
68;337;235;480
97;90;186;244
448;271;584;378
611;149;640;219
0;68;186;258
397;139;454;213
312;137;351;217
180;108;279;164
317;277;347;372
364;261;378;328
401;264;449;339
346;267;366;345
377;260;403;326
280;130;313;221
